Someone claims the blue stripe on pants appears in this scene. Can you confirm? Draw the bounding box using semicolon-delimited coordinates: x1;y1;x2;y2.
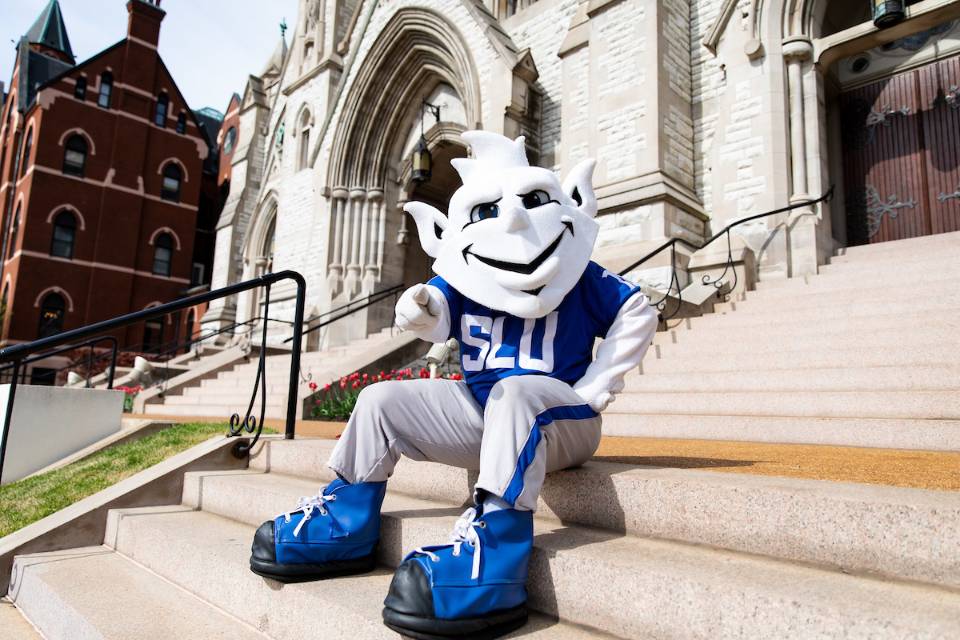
501;404;598;507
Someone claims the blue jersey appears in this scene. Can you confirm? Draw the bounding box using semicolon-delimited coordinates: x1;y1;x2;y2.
429;261;642;407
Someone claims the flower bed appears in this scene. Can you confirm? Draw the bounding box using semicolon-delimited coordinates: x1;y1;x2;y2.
115;384;142;412
308;368;462;421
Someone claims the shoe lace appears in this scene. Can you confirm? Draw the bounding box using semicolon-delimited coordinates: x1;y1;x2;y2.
279;492;337;538
414;506;487;580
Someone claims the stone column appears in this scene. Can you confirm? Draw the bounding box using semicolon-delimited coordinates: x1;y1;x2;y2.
364;188;384;291
327;187;348;297
782;37;818;277
345;187;366;297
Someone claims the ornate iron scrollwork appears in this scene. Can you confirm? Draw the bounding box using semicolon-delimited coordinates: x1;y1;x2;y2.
864;105;911;144
849;185;916;239
228;283;271;456
938;182;960;204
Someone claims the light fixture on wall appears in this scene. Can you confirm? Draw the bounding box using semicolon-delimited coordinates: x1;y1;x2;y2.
873;0;906;28
411;100;442;184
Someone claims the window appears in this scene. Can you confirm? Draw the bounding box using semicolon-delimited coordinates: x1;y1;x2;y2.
7;205;21;260
19;129;32;178
223;127;237;154
152;232;174;276
74;77;87;100
191;261;205;286
154;93;168;127
50;210;77;258
98;72;112;108
38;292;66;338
62;134;87;177
176;112;186;134
160;163;182;202
297;110;311;171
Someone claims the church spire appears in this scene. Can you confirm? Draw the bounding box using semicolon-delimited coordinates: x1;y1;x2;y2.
25;0;74;63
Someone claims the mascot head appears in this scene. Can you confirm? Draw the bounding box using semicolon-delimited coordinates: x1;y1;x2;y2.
404;130;599;319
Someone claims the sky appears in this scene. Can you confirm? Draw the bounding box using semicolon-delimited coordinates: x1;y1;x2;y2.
1;0;299;113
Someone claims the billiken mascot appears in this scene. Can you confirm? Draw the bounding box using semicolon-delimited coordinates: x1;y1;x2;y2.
250;131;658;639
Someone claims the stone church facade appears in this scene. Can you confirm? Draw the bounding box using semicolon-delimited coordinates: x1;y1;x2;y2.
204;0;960;346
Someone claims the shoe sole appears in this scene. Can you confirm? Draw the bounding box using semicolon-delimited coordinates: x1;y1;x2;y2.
382;604;528;640
249;552;377;583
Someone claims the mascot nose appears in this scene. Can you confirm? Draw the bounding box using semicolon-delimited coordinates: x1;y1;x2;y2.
501;206;531;232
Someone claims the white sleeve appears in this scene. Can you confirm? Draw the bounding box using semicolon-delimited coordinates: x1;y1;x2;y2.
573;292;658;412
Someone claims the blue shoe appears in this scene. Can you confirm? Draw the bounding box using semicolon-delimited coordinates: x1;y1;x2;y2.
249;478;386;582
382;506;532;640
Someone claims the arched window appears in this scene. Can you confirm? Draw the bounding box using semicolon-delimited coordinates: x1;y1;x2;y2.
223;126;237;154
19;128;32;178
297;110;311;171
38;292;66;338
74;77;87;100
154;93;168;127
176;112;186;134
152;232;174;276
50;210;77;258
62;134;87;177
7;204;21;260
160;163;182;202
98;72;113;108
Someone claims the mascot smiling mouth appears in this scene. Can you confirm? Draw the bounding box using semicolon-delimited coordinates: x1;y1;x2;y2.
461;221;574;276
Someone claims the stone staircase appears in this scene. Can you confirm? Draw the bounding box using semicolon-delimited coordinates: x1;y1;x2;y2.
606;230;960;451
5;232;960;637
142;327;403;419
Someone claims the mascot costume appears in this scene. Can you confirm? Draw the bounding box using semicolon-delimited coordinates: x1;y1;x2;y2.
250;130;659;639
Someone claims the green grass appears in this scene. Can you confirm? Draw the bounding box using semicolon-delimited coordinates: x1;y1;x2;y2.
0;422;266;539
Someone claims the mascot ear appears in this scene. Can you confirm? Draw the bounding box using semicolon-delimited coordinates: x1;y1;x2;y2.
403;201;448;258
562;159;598;218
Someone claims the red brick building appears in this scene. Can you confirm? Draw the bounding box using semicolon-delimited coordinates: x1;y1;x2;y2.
0;0;217;361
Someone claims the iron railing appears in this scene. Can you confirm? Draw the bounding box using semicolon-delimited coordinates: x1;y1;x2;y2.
0;270;306;482
0;335;118;389
289;284;404;343
619;188;835;319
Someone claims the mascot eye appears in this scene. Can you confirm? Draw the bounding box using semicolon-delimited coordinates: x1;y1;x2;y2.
470;202;500;223
520;190;551;209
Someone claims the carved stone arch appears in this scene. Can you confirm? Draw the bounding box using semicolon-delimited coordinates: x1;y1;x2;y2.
244;190;279;265
294;102;314;134
326;8;482;191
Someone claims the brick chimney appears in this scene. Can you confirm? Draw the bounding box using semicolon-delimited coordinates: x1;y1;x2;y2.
126;0;165;47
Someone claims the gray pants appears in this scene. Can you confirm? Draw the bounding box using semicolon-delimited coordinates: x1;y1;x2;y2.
328;375;602;511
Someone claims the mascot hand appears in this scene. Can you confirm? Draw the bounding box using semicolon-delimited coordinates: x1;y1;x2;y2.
396;284;442;333
575;387;615;413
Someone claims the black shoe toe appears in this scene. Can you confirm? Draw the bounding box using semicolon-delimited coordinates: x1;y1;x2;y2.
250;520;276;563
383;559;434;617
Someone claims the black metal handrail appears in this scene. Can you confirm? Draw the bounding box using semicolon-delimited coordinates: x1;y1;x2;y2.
0;336;118;389
289;284;404;343
0;270;306;483
619;188;834;319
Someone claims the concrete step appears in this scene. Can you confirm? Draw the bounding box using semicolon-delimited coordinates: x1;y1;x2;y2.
108;485;960;637
662;317;959;351
0;598;40;640
626;364;960;392
104;506;610;640
142;403;286;419
833;232;960;258
712;286;958;314
653;325;956;357
615;390;960;420
221;449;960;590
642;343;954;373
754;265;960;294
683;304;960;332
749;272;960;300
829;246;959;267
709;299;960;323
599;412;960;450
8;546;266;639
160;394;286;409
